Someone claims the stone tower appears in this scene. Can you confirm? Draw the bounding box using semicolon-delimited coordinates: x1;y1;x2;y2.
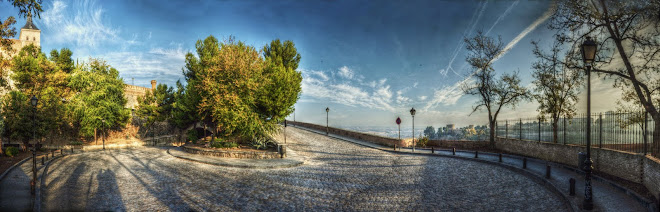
19;15;40;48
151;80;157;90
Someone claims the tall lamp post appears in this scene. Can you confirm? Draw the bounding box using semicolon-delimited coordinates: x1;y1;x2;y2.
30;95;38;195
101;119;106;150
325;107;330;135
410;107;416;152
581;36;597;210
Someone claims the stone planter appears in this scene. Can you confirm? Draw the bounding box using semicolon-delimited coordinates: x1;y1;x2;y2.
182;146;281;159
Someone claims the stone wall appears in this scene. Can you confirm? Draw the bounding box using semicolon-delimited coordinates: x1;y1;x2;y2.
427;140;489;149
644;156;660;202
496;137;658;201
124;84;151;109
182;146;280;159
288;121;410;147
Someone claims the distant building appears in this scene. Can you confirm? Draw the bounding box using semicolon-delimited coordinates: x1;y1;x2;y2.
446;124;455;131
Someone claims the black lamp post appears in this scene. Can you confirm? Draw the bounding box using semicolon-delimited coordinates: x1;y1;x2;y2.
30;95;38;195
101;119;106;150
410;107;416;152
581;36;597;210
325;107;330;135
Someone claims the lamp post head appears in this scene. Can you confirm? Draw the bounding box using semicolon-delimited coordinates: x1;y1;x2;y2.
581;36;597;66
326;107;329;113
410;107;416;116
30;96;38;107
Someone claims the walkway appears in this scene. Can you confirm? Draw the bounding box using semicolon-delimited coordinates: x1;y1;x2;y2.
292;125;653;212
37;127;568;211
0;150;64;211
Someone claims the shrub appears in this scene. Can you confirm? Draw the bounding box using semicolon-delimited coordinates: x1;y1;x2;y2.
417;136;429;148
186;130;198;143
210;141;238;148
5;147;19;157
251;136;275;150
69;141;83;145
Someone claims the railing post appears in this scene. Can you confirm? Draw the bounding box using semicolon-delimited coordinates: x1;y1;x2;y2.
563;117;567;145
538;117;542;142
519;118;522;140
644;111;648;155
599;113;603;149
505;120;508;139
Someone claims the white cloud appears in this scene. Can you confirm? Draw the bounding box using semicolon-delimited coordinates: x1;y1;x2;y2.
338;66;354;79
419;96;428;101
301;68;395;112
42;0;121;47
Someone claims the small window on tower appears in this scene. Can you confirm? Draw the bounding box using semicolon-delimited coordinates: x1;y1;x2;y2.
26;36;29;40
33;37;35;41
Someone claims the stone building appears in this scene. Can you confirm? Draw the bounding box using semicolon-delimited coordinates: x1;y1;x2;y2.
124;80;157;109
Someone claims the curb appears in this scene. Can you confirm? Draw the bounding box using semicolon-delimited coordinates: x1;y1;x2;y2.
166;148;304;169
36;152;67;212
0;155;33;182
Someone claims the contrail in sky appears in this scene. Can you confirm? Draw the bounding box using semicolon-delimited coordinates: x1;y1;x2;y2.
485;0;519;36
425;3;556;111
442;0;488;77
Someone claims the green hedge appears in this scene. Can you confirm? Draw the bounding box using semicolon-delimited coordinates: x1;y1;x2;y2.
5;147;19;157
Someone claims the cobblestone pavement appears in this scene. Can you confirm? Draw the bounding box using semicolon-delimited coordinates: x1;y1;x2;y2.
42;127;568;211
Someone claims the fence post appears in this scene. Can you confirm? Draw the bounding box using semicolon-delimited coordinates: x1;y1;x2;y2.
505;120;508;139
538;117;541;142
599;113;603;149
519;118;522;140
563;117;567;145
644;111;648;155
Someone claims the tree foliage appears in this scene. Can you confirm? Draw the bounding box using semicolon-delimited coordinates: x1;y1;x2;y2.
68;59;129;137
531;38;583;143
423;126;436;139
462;31;529;147
136;83;175;138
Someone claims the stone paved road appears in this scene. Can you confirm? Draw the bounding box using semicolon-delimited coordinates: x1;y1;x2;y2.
42;127;568;211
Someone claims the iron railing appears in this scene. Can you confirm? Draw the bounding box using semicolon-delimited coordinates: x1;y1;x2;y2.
496;111;658;157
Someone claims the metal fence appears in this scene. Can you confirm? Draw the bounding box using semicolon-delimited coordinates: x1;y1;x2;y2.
496;111;658;157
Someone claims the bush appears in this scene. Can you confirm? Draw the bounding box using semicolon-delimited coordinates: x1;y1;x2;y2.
251;136;275;150
210;141;238;148
5;147;19;157
69;141;83;145
417;136;429;148
186;130;198;143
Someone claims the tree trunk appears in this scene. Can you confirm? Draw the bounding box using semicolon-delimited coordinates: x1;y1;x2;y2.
95;128;97;145
489;121;496;148
552;117;559;144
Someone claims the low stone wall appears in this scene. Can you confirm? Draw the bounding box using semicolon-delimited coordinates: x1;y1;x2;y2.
644;156;660;202
496;137;658;201
428;140;489;149
288;121;409;147
182;146;280;159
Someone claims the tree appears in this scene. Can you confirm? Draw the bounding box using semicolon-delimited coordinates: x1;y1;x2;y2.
462;31;529;147
423;126;436;139
549;0;660;154
256;39;302;126
3;44;69;145
68;59;129;139
136;83;174;143
531;38;583;143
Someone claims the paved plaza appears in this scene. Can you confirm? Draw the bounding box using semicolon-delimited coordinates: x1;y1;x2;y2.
38;127;569;211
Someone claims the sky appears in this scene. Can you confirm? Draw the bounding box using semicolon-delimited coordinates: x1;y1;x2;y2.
1;0;624;129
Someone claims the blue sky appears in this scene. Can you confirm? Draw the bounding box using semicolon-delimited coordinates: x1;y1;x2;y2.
1;0;622;129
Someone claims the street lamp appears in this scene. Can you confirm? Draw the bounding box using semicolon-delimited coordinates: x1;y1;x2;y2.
30;95;38;195
325;107;330;135
101;119;106;150
581;36;597;211
410;107;416;152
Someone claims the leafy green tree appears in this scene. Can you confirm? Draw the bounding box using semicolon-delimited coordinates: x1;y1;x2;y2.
1;0;43;87
462;31;529;147
531;39;583;143
1;91;31;144
3;44;68;145
423;126;436;139
68;59;129;139
263;39;301;70
136;83;174;142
